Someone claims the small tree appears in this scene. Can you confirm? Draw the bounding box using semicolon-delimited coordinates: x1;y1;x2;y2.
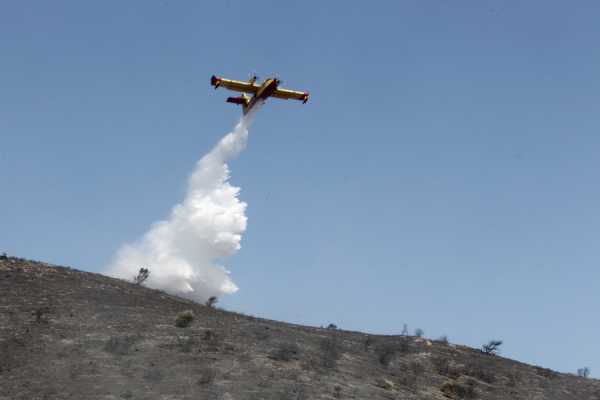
482;340;502;355
577;367;590;378
133;267;150;285
205;296;218;308
326;323;338;330
415;328;424;338
401;323;409;336
437;335;449;344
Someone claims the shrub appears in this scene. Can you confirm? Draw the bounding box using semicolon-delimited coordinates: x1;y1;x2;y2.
376;378;396;391
201;329;221;351
326;323;337;330
375;339;409;367
286;384;307;400
319;336;341;369
205;296;218;308
197;366;216;385
176;334;197;352
481;339;502;355
414;328;424;338
376;343;397;367
437;335;449;344
466;362;496;384
364;335;375;350
0;252;7;259
507;371;522;387
578;367;591;378
534;366;558;380
410;360;425;377
32;307;50;324
270;342;301;362
104;335;139;355
133;267;150;285
399;361;425;390
333;385;342;398
175;310;194;328
441;379;476;399
431;356;453;376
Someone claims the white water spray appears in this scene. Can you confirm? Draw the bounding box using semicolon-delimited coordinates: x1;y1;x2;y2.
106;112;257;302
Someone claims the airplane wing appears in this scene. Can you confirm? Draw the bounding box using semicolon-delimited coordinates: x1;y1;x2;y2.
211;76;260;94
271;87;310;103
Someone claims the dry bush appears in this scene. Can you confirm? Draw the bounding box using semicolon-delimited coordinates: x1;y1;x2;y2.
319;336;341;369
534;366;558;380
399;361;426;390
364;335;374;350
375;377;396;390
200;329;222;352
104;335;139;356
375;339;409;367
441;379;476;399
176;334;198;353
333;385;342;398
507;370;522;387
431;356;457;378
32;307;51;324
175;310;194;328
465;361;496;384
270;342;301;362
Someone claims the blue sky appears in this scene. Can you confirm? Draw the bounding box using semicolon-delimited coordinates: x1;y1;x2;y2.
2;1;599;376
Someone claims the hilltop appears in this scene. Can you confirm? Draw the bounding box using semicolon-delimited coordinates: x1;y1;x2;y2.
1;256;598;399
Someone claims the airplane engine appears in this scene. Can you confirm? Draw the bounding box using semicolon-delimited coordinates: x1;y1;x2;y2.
210;75;221;88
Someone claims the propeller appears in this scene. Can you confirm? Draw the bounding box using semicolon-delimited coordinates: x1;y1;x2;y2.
270;72;282;85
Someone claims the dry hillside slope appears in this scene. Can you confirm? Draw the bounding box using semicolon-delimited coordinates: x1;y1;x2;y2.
1;256;598;399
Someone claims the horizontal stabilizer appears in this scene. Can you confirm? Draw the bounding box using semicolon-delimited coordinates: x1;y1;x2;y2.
226;96;249;106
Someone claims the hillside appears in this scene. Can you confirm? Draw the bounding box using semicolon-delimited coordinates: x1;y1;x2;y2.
1;256;598;400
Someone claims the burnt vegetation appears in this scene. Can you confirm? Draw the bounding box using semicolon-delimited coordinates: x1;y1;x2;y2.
374;339;410;367
441;379;477;399
318;335;342;369
1;256;599;400
205;295;218;308
132;267;150;285
482;339;503;355
269;342;301;362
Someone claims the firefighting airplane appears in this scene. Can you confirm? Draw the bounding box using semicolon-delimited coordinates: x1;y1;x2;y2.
210;74;309;115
